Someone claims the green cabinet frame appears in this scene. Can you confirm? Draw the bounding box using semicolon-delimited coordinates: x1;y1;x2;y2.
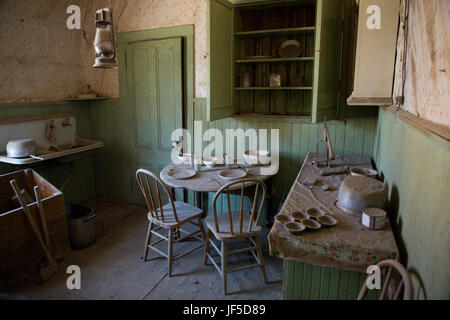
207;0;344;123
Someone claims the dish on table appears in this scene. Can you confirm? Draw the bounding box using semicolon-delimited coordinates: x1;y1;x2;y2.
218;169;247;181
244;150;271;166
284;222;306;236
202;157;217;168
178;153;193;164
167;168;197;180
292;211;310;221
305;207;325;219
275;214;294;226
350;167;378;178
317;215;338;227
301;218;322;231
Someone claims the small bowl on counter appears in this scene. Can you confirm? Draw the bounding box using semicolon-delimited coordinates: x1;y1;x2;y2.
317;215;338;228
292;211;310;221
305;208;325;219
350;167;378;178
301;219;322;231
284;222;306;236
275;214;294;226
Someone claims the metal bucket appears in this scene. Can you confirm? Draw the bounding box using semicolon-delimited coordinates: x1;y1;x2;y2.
66;204;96;249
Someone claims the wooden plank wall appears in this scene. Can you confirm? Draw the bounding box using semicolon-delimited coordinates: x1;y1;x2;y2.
190;98;378;216
283;261;378;300
374;108;450;300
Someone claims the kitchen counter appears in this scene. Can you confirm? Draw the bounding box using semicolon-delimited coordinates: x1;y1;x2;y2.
269;152;399;299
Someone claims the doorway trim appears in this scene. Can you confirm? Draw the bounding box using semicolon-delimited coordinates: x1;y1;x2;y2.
117;24;195;131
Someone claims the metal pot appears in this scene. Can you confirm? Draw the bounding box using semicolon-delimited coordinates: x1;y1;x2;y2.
337;176;388;214
6;139;37;158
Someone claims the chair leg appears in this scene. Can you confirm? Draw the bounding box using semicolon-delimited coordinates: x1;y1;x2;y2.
204;229;211;266
143;222;153;261
245;238;252;255
221;241;228;295
198;217;206;242
168;229;174;277
254;236;268;284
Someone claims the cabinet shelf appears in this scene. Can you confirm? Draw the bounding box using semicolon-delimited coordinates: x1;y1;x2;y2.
235;87;313;91
235;26;316;37
235;57;314;63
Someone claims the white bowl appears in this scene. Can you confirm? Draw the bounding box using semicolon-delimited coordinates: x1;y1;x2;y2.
202;157;217;168
178;154;193;164
350;167;378;178
6;139;37;158
244;150;271;165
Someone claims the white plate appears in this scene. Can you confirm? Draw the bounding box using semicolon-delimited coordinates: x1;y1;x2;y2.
218;169;247;181
167;168;197;180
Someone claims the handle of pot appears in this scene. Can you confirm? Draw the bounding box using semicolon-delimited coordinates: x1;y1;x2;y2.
85;212;96;222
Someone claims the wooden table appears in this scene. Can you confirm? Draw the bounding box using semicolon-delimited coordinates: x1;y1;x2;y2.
160;163;277;221
269;153;399;300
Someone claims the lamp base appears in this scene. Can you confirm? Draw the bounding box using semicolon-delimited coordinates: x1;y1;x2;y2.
93;56;117;69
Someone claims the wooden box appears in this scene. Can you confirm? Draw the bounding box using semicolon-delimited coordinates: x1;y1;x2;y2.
0;169;70;285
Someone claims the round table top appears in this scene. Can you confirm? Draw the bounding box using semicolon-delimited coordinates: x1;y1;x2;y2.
160;163;277;193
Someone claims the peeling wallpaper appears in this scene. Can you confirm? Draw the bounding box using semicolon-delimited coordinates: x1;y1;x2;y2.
0;0;208;103
393;0;450;128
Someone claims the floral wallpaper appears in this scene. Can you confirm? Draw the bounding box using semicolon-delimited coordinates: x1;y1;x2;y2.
0;0;208;103
81;0;208;98
0;0;86;103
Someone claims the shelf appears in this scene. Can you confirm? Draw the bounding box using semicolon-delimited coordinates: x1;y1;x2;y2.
233;114;312;122
65;97;109;102
235;87;313;91
235;26;316;37
235;57;314;63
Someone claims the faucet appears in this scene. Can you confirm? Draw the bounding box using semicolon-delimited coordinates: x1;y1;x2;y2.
62;118;72;127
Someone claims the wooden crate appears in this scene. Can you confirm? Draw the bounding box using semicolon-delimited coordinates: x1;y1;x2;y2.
0;169;70;285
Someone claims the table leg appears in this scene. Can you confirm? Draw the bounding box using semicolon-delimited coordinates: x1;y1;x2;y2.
265;178;273;227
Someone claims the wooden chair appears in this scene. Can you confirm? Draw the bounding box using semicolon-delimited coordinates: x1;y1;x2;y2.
358;259;413;300
204;178;268;295
136;169;205;277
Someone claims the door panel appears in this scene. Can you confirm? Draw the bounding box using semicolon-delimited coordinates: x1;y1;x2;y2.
207;0;234;121
125;38;183;204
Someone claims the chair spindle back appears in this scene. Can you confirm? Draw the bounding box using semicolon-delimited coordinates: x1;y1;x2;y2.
212;178;267;235
136;169;178;223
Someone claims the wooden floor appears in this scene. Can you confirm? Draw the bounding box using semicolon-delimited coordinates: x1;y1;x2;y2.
3;201;282;300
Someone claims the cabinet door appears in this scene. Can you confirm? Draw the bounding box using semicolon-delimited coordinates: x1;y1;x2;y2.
207;0;234;121
312;0;343;123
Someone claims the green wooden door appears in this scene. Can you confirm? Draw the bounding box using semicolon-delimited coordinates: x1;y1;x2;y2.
312;0;343;123
207;0;234;121
125;38;183;204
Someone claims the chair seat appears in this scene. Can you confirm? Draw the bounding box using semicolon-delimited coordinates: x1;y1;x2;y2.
205;212;262;241
148;201;203;228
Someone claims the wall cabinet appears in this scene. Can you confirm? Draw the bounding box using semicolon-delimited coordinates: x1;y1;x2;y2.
347;0;400;106
207;0;344;123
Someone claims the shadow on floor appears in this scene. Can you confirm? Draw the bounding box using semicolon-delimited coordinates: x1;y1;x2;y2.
5;200;283;300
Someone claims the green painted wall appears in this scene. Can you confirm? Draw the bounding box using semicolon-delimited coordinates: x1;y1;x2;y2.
0;101;96;204
374;108;450;300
